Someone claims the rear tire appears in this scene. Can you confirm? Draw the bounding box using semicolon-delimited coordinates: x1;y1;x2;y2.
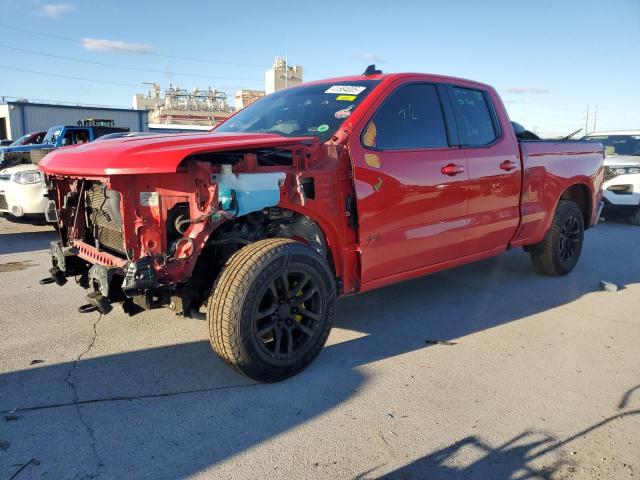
529;200;584;276
207;238;336;382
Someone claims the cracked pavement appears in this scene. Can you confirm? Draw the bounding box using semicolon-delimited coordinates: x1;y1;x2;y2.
65;313;106;479
0;216;638;479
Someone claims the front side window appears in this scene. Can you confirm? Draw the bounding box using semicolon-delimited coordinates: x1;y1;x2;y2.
362;83;448;150
451;87;498;146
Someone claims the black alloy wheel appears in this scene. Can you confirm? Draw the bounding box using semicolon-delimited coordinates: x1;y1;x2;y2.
558;216;581;262
253;269;323;359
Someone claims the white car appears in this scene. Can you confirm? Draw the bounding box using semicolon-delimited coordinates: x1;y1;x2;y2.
0;164;48;219
582;131;640;225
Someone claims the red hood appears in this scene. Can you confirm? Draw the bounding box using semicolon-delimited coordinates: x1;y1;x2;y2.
39;132;316;176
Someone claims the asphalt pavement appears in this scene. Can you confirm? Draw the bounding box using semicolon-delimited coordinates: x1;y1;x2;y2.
0;214;638;479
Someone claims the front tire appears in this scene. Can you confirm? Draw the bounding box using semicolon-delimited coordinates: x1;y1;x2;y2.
529;200;585;276
207;238;336;382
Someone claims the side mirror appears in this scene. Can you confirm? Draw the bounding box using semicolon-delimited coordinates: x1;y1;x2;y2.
61;138;71;146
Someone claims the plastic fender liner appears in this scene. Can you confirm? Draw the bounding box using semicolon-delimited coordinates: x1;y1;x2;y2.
278;215;327;257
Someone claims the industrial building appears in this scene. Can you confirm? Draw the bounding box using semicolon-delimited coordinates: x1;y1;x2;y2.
1;56;304;140
133;83;233;131
130;57;303;133
0;101;148;141
234;57;302;111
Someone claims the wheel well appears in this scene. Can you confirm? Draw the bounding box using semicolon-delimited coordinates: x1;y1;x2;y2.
560;184;592;228
185;208;331;311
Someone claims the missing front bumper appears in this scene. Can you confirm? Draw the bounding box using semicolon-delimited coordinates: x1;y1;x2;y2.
41;242;173;315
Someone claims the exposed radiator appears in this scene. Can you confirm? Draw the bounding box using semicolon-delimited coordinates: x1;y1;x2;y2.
85;183;125;255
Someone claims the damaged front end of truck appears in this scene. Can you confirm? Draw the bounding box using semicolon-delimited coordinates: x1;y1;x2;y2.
38;132;356;317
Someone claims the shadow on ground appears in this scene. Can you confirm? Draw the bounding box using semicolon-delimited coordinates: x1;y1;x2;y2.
0;223;638;478
375;383;640;479
0;230;58;255
373;406;640;479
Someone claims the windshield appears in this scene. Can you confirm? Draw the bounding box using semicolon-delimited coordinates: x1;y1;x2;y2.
43;126;63;144
9;134;31;147
215;80;380;142
583;134;640;156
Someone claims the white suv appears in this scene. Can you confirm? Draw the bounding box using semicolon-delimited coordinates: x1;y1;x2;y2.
0;164;48;219
582;131;640;225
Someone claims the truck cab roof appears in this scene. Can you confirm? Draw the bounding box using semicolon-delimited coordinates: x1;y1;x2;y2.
299;72;493;91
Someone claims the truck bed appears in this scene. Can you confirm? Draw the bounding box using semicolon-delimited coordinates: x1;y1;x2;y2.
512;140;604;247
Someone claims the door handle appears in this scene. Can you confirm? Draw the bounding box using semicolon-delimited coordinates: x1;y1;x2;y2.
500;160;518;171
441;164;465;176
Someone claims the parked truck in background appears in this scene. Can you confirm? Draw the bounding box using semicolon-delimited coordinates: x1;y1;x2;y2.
0;122;129;169
0;122;128;220
39;69;604;382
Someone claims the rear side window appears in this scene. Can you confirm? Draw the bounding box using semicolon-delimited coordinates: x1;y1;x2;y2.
450;87;498;146
362;83;448;150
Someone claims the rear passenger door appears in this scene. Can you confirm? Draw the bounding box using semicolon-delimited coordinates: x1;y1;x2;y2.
350;82;469;285
446;85;522;254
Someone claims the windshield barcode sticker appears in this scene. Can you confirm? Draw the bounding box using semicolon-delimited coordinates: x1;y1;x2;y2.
325;85;366;95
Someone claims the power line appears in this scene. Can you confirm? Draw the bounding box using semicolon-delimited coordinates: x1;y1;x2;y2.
0;44;263;83
524;100;640;121
0;65;246;91
0;24;269;69
0;95;131;109
507;101;636;128
0;65;140;87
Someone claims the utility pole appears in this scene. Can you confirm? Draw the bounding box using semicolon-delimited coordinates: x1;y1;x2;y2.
593;105;598;132
585;105;590;134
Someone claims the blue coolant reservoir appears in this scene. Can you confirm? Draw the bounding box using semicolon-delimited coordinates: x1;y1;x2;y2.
235;172;286;216
214;165;285;216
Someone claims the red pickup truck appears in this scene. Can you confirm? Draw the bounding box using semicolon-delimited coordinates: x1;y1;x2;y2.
39;69;604;382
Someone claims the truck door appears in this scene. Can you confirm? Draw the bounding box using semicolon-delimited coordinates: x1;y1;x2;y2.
446;85;522;254
349;82;469;285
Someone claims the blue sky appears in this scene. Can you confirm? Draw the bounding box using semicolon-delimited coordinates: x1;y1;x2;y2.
0;0;639;136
